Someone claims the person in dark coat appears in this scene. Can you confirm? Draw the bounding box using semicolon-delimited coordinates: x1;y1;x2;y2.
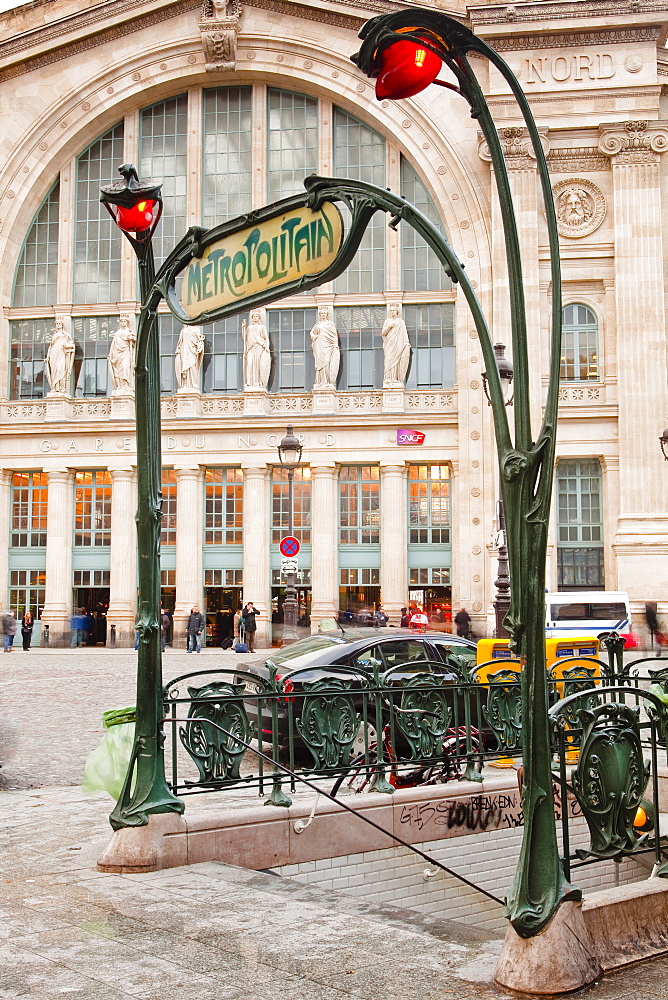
400;607;410;628
161;609;170;652
21;611;33;651
240;602;258;652
454;607;471;638
3;610;17;651
186;606;206;653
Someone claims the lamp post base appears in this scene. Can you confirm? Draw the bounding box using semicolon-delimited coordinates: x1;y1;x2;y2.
495;900;601;994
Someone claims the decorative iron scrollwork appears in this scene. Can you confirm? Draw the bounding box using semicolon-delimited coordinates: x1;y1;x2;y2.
483;668;522;752
295;677;360;769
179;681;252;784
552;664;598;726
394;673;451;760
572;702;649;859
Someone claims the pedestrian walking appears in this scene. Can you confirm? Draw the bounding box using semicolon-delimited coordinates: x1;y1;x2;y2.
70;608;86;648
240;602;258;652
408;607;429;632
161;608;171;652
21;611;34;651
400;606;410;628
186;606;206;653
374;605;389;627
455;607;471;638
3;609;17;651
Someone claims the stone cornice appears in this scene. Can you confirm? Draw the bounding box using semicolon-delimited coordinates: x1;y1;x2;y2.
488;25;662;51
470;0;668;27
598;119;668;160
547;147;611;172
0;0;389;78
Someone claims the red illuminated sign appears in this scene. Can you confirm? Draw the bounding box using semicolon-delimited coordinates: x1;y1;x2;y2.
397;429;425;445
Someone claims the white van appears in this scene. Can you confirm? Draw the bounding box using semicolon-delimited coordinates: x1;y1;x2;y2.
545;591;636;646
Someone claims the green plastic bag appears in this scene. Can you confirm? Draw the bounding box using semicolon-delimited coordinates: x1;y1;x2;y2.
82;706;136;800
649;683;668;707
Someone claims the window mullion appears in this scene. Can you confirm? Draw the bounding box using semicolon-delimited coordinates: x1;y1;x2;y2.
57;159;75;306
386;140;401;292
186;87;203;227
252;84;267;209
120;110;139;304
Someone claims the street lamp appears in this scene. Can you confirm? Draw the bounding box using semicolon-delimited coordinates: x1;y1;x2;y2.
660;425;668;461
277;425;303;645
482;345;514;638
351;10;571;944
99;164;182;831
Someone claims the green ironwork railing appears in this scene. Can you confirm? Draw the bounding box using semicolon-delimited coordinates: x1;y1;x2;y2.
160;655;668;880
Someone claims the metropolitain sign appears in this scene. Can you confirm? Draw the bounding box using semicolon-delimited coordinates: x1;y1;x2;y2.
180;202;343;320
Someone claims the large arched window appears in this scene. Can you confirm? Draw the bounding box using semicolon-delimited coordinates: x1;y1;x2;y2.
8;87;456;398
74;124;124;304
400;157;451;293
561;304;598;381
12;182;60;308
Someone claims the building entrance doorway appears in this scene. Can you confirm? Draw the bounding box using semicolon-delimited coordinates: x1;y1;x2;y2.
271;586;311;645
205;586;243;646
161;586;175;646
407;585;452;628
338;585;381;626
72;588;109;644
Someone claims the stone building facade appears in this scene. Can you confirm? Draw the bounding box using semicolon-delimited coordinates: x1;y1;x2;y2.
0;0;667;646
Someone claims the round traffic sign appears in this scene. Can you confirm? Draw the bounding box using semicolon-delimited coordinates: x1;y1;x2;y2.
279;535;300;557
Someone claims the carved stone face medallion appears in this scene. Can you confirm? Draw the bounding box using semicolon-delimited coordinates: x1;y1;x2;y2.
552;178;606;238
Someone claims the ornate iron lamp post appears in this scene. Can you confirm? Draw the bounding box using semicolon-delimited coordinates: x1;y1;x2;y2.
482;344;514;639
350;10;575;939
99;165;183;831
277;425;303;645
660;425;668;460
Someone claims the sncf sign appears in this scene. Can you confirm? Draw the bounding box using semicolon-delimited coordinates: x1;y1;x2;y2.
397;428;425;446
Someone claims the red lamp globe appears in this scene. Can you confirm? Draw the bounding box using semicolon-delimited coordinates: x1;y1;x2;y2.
115;199;158;233
375;36;442;100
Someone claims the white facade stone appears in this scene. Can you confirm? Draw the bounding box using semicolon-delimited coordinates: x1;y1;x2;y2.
0;0;665;642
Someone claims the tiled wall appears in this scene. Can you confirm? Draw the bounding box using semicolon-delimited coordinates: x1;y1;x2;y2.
274;817;648;932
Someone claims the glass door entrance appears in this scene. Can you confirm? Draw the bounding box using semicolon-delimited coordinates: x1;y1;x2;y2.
205;586;243;646
271;586;311;645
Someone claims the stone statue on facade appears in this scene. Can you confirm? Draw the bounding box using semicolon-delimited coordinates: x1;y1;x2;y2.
199;0;241;72
242;311;271;391
382;303;411;387
310;305;340;388
44;315;75;395
175;325;204;391
108;314;136;394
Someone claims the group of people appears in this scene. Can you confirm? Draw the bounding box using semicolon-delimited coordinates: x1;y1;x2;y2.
398;605;472;637
1;610;34;651
185;602;258;652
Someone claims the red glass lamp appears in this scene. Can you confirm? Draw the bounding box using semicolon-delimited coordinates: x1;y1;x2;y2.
375;35;442;100
115;199;159;234
100;164;163;245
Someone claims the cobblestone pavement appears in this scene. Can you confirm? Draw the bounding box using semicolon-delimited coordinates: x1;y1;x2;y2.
2;650;668;998
2;786;668;1000
0;649;267;790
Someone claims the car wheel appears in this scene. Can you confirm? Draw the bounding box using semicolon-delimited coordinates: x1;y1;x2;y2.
350;722;377;758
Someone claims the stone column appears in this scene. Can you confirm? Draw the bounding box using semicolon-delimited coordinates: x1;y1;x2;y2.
106;468;137;646
0;470;12;610
41;470;74;644
174;466;204;645
310;465;339;629
380;464;407;625
599;121;668;601
601;455;620;593
242;465;271;647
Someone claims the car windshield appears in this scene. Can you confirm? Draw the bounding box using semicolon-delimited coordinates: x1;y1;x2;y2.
264;634;345;670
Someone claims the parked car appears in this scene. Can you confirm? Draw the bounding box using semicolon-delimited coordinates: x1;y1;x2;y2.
235;627;477;750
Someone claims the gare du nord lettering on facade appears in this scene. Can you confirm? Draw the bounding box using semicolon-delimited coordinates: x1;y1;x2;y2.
182;202;343;319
